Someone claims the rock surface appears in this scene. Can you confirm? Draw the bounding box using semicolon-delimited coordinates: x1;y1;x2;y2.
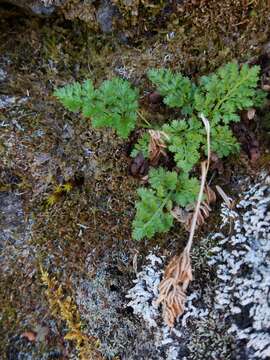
0;0;57;15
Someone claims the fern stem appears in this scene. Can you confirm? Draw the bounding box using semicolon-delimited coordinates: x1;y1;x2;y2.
137;110;151;128
186;115;210;254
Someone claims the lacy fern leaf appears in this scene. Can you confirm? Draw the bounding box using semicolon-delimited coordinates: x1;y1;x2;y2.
132;168;178;240
130;132;150;158
54;82;81;112
93;78;138;138
132;168;200;240
54;77;138;139
210;125;240;157
147;68;195;115
195;62;265;124
132;188;174;241
148;167;178;197
162;118;204;172
173;173;200;207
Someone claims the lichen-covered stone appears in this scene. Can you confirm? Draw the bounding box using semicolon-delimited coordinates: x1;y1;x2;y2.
126;174;270;359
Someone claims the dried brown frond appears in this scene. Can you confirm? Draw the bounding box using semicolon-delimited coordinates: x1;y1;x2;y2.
186;184;216;229
156;250;192;327
204;184;216;204
148;129;169;165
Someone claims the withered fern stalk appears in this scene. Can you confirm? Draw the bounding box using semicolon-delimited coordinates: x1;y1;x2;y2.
157;114;210;327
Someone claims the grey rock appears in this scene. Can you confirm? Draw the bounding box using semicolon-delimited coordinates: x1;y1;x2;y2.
0;0;56;16
0;191;29;248
96;0;115;33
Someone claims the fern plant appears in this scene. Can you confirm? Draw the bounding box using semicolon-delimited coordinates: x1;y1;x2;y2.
148;68;195;115
53;62;266;241
132;62;266;240
162;118;204;172
54;77;139;138
133;168;200;240
134;62;265;167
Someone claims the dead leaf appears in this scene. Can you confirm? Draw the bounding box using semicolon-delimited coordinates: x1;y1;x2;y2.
148;129;169;165
156;250;192;327
21;331;36;342
130;153;149;177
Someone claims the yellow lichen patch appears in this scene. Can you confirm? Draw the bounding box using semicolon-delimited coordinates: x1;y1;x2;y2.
46;182;74;206
46;193;61;206
40;266;103;360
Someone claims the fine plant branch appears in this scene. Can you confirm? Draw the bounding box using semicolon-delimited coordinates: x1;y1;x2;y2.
199;113;211;173
186;161;208;254
137;110;152;128
186;114;210;254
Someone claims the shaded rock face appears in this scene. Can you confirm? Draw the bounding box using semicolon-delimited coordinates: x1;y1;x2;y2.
0;0;57;15
0;0;116;33
0;192;28;249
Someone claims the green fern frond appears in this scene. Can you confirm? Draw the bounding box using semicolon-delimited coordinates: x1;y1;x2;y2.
132;187;174;241
54;77;138;139
195;62;263;125
132;168;200;240
54;82;85;112
173;173;200;207
130;132;150;158
210;125;240;158
92;78;138;138
148;167;178;197
162;118;204;172
147;68;195;115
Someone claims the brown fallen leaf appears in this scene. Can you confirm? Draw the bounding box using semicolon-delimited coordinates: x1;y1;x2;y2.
130;153;149;177
21;331;36;342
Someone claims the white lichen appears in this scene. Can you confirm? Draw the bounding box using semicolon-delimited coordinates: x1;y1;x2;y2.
126;253;163;328
210;175;270;359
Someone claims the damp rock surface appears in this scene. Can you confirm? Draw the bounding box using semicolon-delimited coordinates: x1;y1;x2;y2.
1;3;270;359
